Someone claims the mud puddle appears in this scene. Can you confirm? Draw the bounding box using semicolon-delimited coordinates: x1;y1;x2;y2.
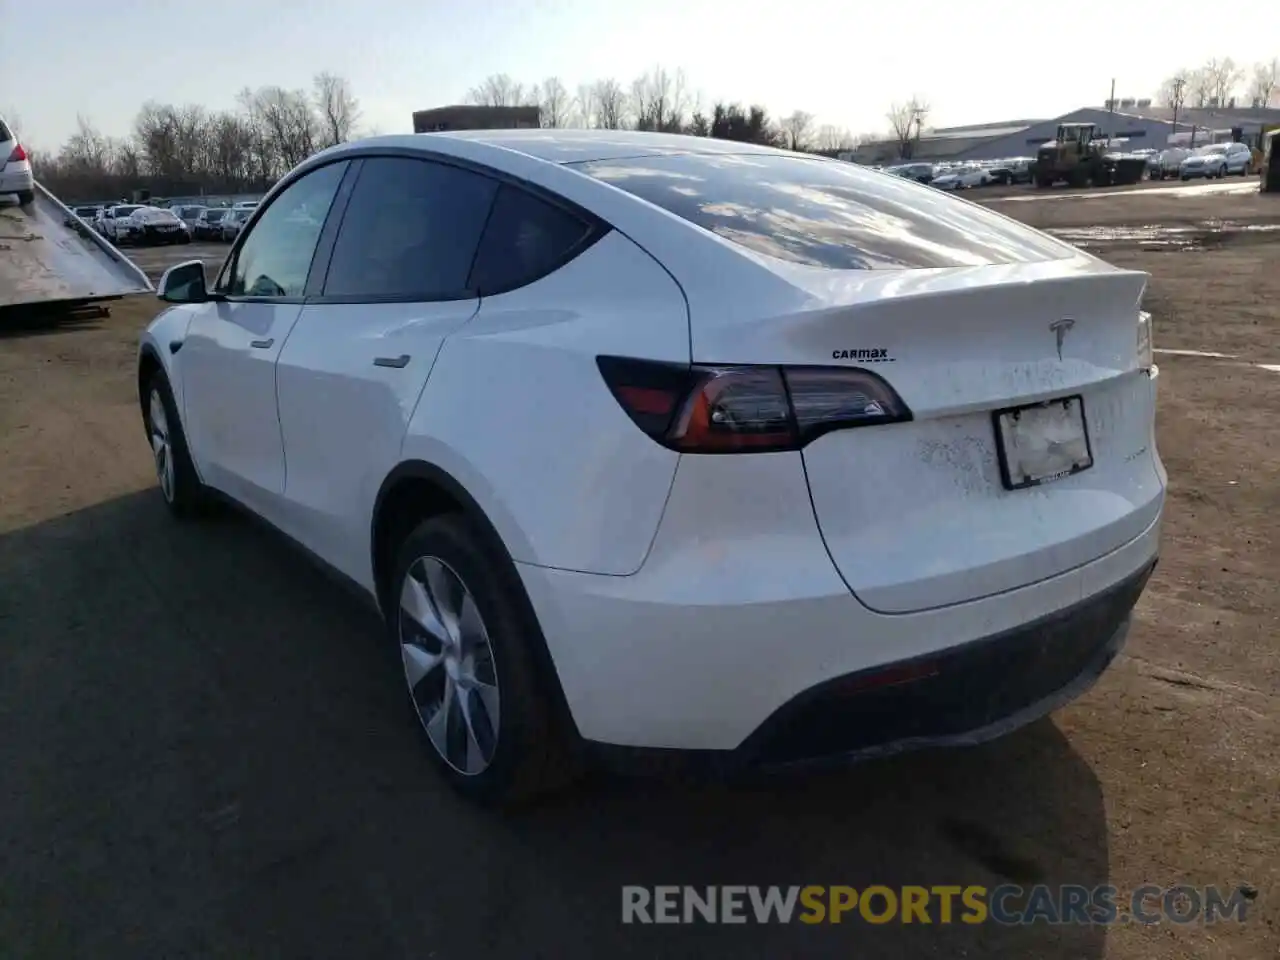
1049;220;1280;252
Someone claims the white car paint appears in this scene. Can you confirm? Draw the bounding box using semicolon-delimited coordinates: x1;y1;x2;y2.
931;166;992;190
1179;143;1251;179
139;130;1164;785
102;204;180;243
0;114;34;201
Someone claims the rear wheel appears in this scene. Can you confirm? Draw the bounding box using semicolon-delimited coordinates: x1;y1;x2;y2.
390;514;577;807
17;189;34;205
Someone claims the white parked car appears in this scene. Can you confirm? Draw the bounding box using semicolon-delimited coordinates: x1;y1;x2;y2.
0;113;35;205
1179;143;1251;179
931;165;992;190
102;204;190;245
139;130;1164;805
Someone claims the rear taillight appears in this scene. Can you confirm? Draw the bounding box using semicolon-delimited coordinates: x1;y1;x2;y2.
8;143;28;162
597;356;911;454
1137;310;1153;369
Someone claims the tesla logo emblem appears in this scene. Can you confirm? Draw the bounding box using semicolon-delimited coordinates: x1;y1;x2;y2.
1049;318;1076;361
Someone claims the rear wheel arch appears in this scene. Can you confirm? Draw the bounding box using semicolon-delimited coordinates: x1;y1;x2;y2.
371;459;581;739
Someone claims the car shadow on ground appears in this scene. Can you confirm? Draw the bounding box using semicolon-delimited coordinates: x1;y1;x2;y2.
0;491;1111;960
0;303;109;340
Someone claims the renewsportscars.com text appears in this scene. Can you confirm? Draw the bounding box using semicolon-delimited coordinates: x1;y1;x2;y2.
621;884;1252;926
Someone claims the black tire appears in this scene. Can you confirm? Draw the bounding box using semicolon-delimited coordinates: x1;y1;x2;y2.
17;189;34;205
143;370;209;518
389;513;577;807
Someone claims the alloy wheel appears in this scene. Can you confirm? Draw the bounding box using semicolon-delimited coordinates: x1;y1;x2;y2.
148;389;174;502
399;556;501;775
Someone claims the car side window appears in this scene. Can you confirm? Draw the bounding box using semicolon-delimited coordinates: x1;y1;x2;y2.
220;161;346;299
322;157;498;300
467;184;596;295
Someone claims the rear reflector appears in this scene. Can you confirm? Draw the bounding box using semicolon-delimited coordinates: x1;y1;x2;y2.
597;356;911;453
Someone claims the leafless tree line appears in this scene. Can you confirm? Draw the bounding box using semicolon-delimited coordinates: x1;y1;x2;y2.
1159;57;1279;112
25;72;360;202
465;67;866;154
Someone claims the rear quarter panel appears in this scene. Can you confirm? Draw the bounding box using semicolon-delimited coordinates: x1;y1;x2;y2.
402;229;690;576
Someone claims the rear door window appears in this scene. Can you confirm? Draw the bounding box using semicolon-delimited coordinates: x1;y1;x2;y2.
467;184;598;294
572;152;1072;270
322;156;498;300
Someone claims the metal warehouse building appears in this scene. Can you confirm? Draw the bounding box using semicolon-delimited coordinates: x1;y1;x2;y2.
856;103;1280;163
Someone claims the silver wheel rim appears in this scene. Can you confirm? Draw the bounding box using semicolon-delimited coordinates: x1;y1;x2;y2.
398;556;500;775
148;389;175;502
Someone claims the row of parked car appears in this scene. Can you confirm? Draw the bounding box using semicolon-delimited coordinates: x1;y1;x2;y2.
878;158;1034;190
879;141;1256;191
64;199;260;246
1145;141;1256;180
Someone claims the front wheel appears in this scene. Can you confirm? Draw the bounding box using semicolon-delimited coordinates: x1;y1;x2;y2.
390;514;577;807
144;372;210;517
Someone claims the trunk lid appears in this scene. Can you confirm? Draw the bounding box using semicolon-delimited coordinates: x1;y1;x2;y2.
692;257;1164;613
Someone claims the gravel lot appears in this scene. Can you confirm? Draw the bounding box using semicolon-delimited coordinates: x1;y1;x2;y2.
1;180;1277;959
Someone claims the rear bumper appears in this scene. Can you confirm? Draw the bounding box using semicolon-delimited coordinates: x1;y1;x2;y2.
593;559;1153;774
519;446;1163;754
743;558;1151;767
0;166;34;193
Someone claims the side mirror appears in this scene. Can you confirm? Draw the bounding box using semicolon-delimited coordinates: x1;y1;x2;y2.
157;260;208;304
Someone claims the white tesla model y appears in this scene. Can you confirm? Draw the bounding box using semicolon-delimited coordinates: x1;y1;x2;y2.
138;130;1164;805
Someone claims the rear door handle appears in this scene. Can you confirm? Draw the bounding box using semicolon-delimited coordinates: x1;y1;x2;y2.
249;338;274;349
373;354;411;369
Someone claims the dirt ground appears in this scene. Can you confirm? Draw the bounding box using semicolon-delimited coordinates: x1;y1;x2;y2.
0;183;1277;959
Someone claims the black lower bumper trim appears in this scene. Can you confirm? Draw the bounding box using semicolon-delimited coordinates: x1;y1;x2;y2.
587;559;1156;777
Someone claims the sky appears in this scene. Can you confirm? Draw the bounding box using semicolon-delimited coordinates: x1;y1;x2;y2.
4;0;1278;149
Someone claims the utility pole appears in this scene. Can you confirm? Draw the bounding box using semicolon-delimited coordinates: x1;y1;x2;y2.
1107;77;1116;137
1170;74;1185;139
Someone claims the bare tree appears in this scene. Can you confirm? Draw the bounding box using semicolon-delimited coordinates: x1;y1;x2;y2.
313;72;361;147
249;86;318;170
537;77;572;128
466;73;527;108
1248;59;1278;107
593;78;628;130
1158;70;1190;135
780;110;815;151
574;82;598;128
630;65;690;133
887;97;930;159
1187;67;1214;108
1203;57;1245;106
814;124;857;152
1158;70;1191;110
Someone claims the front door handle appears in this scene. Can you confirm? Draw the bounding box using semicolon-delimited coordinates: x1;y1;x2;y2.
249;338;274;349
373;354;411;369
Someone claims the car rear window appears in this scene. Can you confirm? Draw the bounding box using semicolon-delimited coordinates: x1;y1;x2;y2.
205;209;227;221
572;152;1072;270
467;184;597;294
0;118;11;142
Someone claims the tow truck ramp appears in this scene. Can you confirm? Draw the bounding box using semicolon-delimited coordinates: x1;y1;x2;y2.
0;181;152;312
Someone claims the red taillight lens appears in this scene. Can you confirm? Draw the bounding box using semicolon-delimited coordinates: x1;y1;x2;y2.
8;143;28;162
596;356;911;453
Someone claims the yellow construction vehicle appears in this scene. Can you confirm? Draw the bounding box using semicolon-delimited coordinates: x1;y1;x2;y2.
1261;126;1280;193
